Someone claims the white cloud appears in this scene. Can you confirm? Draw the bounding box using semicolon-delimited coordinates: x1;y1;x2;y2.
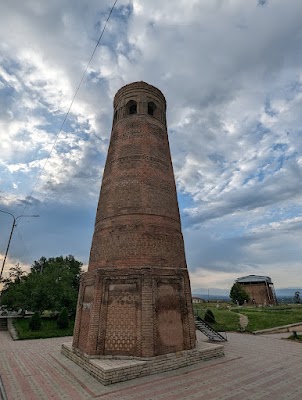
0;0;302;290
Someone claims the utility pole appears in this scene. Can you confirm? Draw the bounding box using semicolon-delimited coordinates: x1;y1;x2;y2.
0;210;39;280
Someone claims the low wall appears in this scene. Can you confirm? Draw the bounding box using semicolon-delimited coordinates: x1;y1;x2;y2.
7;318;18;340
253;322;302;335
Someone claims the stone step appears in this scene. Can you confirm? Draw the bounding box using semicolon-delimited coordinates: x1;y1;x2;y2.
0;318;8;331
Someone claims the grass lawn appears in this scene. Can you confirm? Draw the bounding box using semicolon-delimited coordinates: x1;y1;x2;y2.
194;304;302;333
232;307;302;332
194;306;240;331
13;317;74;340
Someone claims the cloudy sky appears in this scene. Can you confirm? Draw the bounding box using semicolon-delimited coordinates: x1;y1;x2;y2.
1;0;302;293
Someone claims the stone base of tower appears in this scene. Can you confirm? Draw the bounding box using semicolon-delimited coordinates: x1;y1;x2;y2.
61;340;224;385
72;267;196;357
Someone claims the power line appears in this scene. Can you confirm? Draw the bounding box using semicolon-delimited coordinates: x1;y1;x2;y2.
15;227;34;267
20;0;118;217
30;132;104;217
0;225;33;276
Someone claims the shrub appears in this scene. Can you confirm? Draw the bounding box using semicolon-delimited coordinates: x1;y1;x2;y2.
230;283;250;305
29;312;42;331
204;309;216;323
57;307;69;329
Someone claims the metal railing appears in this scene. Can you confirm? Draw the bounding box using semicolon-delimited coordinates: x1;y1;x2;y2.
193;306;228;341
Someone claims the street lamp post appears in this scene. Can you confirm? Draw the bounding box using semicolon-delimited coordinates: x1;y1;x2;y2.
0;210;39;280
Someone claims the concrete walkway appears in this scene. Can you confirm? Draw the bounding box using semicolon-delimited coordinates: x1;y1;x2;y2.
0;330;302;399
238;313;249;331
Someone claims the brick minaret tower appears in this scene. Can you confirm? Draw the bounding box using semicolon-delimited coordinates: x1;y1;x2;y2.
73;81;196;357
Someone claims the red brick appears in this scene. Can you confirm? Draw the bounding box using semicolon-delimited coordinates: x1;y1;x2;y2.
73;82;196;357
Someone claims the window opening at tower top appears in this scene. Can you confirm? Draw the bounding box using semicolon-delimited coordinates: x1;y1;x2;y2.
127;100;137;115
148;102;156;116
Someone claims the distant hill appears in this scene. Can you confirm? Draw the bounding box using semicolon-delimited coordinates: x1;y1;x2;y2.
275;288;302;297
192;287;302;302
192;293;230;301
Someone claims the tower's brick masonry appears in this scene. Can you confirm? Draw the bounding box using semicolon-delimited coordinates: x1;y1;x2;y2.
73;82;196;357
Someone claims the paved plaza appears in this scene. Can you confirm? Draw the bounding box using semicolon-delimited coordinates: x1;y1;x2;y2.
0;330;301;399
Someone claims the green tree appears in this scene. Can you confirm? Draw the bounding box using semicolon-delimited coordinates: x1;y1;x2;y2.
204;309;215;323
6;263;25;284
57;307;69;329
0;255;82;314
230;283;250;305
0;264;25;290
29;311;42;331
293;291;301;304
0;265;28;310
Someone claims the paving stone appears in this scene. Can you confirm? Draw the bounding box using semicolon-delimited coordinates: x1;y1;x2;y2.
0;331;301;399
